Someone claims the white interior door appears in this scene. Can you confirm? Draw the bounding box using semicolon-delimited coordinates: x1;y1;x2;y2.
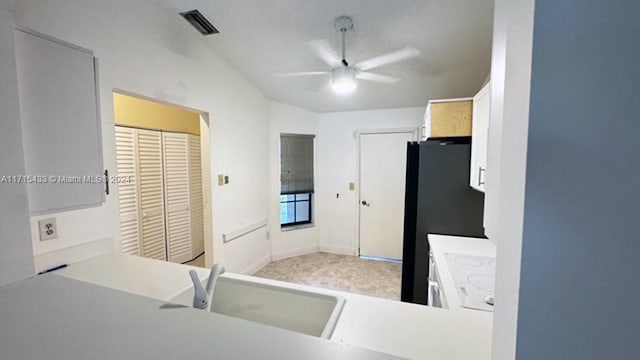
162;132;192;264
137;129;167;261
359;132;415;260
115;126;141;255
188;134;204;258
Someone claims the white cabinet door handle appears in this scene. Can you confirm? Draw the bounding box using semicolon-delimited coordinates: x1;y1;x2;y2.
478;167;486;186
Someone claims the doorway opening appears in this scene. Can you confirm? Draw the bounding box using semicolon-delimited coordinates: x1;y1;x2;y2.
112;91;212;268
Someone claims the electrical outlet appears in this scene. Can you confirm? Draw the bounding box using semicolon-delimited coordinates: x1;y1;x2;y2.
224;175;229;184
38;218;58;241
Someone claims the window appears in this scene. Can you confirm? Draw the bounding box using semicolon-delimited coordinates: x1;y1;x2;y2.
280;134;314;227
280;193;312;226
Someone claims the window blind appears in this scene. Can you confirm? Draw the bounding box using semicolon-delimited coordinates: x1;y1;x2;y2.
280;134;314;194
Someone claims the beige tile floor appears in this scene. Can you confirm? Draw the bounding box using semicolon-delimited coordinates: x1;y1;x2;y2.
253;252;402;301
185;252;402;301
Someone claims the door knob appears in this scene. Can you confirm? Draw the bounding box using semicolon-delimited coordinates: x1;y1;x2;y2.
361;200;370;207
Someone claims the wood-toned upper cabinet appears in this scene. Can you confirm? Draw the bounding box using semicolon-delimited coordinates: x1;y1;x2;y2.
470;82;491;192
429;99;473;138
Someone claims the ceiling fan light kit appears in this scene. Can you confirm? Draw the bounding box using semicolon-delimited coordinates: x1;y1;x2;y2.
331;67;357;95
276;15;420;96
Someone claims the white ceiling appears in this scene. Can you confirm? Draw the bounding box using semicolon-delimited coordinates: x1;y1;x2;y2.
157;0;494;112
15;0;493;113
1;0;494;112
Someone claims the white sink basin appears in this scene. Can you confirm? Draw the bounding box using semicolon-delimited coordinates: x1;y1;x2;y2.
169;276;345;339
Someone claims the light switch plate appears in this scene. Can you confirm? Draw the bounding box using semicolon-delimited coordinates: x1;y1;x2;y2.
38;218;58;241
349;182;355;191
224;175;229;184
217;174;225;186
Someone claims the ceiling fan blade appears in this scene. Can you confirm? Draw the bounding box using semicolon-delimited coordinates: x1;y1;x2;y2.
356;72;401;84
354;47;421;71
274;71;329;78
308;39;342;67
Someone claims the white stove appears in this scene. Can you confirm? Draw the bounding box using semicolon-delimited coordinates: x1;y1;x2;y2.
444;253;496;312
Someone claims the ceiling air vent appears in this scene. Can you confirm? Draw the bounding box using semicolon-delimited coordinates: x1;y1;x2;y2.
180;9;219;36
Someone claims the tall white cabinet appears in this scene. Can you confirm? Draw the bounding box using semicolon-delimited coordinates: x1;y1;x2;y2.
470;82;491;192
115;126;203;263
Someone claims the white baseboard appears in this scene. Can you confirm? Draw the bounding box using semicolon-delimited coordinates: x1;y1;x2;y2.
241;253;272;275
318;245;357;257
271;245;319;262
33;237;114;274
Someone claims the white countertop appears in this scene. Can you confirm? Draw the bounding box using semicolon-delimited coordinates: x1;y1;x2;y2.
56;253;211;301
56;250;496;360
0;275;397;360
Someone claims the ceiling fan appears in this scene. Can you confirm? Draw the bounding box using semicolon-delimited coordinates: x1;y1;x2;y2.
275;16;421;95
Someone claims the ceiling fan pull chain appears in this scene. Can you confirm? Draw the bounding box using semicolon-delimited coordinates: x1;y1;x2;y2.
341;29;349;67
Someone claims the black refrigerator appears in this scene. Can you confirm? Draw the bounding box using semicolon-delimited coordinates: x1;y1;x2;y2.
401;137;486;305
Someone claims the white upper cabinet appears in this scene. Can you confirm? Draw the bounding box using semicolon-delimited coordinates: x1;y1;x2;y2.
14;29;104;213
470;82;491;192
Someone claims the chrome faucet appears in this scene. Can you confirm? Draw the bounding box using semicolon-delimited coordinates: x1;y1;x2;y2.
189;264;225;311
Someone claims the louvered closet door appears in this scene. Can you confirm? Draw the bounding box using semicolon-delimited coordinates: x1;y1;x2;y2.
137;129;167;261
163;132;193;263
115;126;141;255
188;134;204;258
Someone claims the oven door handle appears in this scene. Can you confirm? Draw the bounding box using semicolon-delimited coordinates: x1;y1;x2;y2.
428;280;443;308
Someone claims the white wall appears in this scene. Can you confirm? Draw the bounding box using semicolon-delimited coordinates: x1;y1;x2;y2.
267;104;425;261
268;102;319;260
316;107;425;254
0;8;35;286
514;2;640;359
9;0;270;274
488;0;535;359
490;2;640;359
